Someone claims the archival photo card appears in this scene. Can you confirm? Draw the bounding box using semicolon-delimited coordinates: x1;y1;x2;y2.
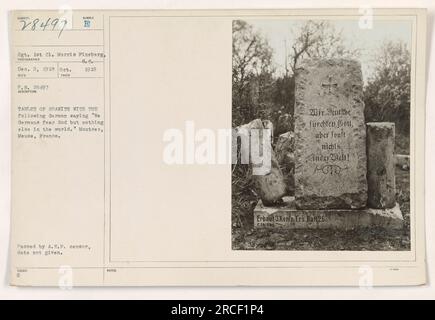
232;18;414;251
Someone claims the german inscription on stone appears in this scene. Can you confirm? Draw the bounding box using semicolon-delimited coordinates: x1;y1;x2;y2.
294;59;368;209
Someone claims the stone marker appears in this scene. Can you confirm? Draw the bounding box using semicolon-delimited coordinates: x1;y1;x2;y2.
367;122;396;209
294;59;368;209
235;119;286;205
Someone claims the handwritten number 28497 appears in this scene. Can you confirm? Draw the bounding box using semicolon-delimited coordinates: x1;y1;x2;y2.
20;17;68;38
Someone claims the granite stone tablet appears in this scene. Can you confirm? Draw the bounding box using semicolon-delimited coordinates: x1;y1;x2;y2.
294;59;368;209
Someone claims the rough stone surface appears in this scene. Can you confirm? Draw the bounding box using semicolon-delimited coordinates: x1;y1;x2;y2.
275;131;295;195
254;197;403;230
294;59;368;209
367;122;396;209
396;154;410;171
235;119;286;205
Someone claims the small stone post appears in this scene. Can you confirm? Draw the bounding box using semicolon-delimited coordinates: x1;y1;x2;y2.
366;122;396;209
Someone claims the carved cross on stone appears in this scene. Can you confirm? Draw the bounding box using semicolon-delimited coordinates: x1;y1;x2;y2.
321;75;338;94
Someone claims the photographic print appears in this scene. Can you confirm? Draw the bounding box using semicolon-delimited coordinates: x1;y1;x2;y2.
232;18;412;251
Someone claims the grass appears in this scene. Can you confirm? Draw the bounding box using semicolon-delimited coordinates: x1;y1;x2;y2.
232;166;410;251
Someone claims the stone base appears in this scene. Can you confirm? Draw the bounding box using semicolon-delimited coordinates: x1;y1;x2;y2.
254;196;403;230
